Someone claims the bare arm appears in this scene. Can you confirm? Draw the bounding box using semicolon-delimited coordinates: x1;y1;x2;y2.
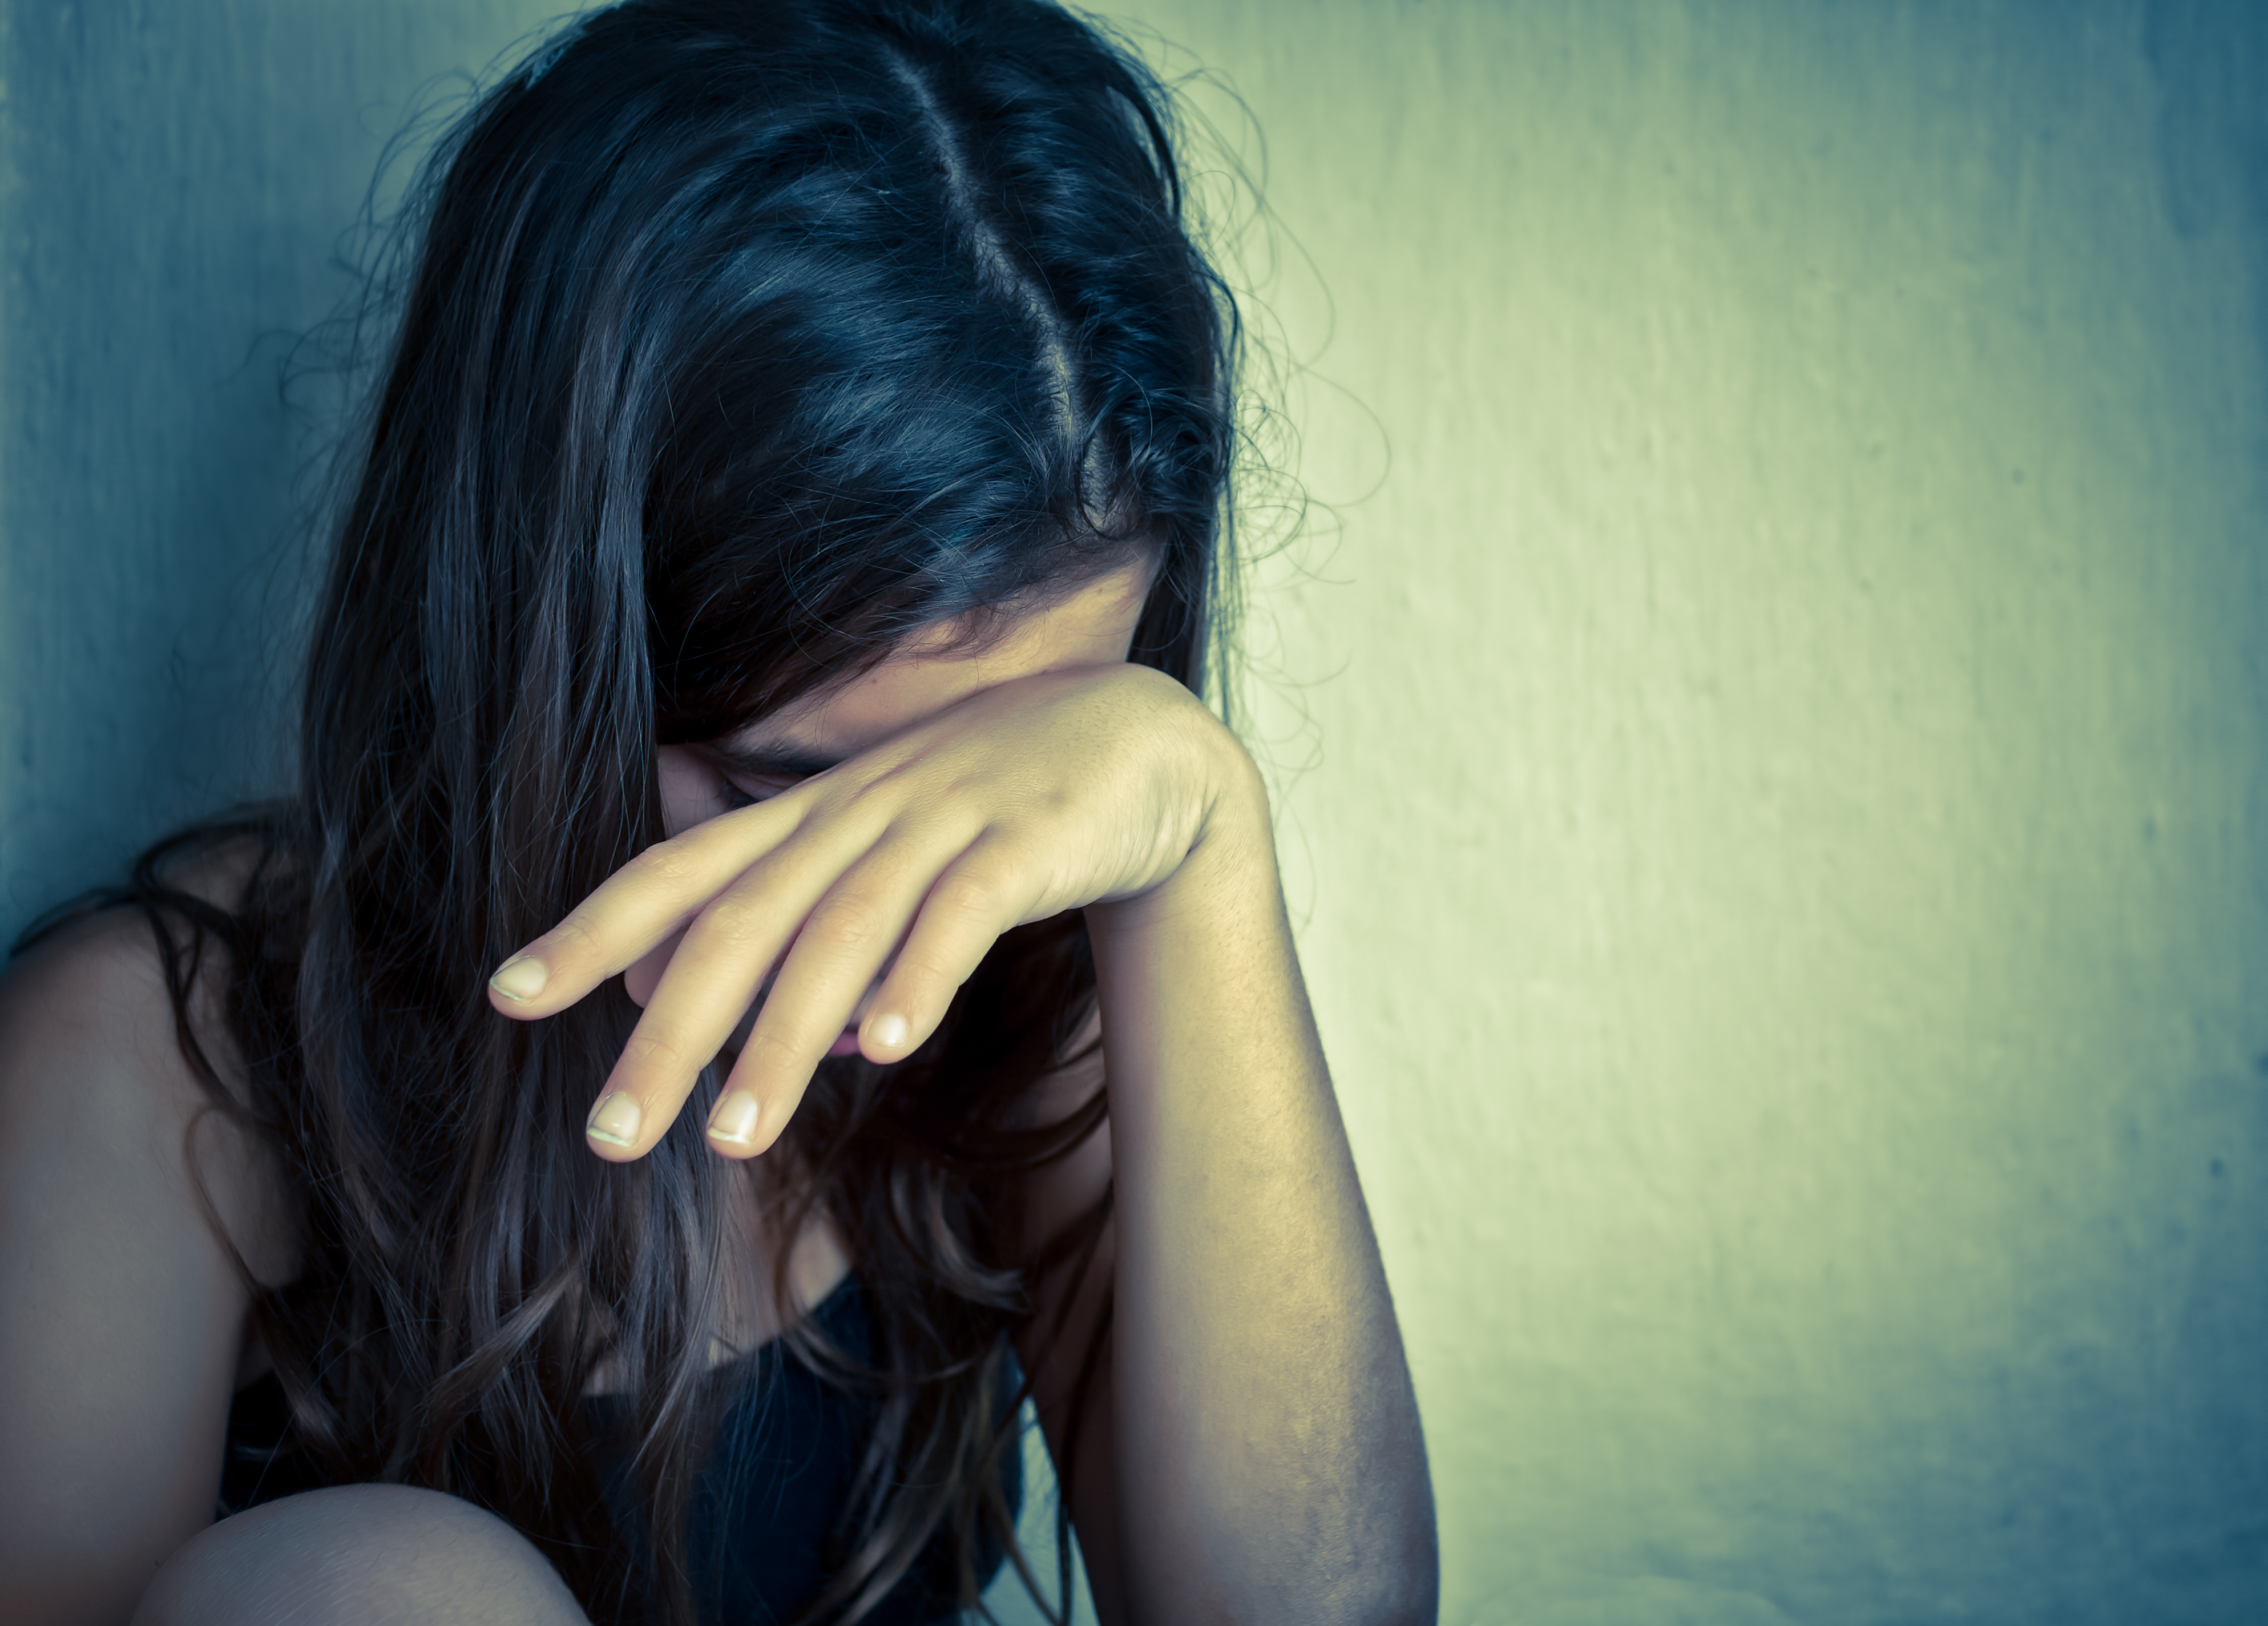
486;659;1439;1623
1058;757;1437;1625
0;914;287;1624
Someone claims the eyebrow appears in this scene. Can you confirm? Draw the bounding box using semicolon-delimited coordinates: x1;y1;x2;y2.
707;740;844;781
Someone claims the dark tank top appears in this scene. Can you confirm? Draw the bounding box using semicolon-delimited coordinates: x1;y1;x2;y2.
217;1274;1018;1625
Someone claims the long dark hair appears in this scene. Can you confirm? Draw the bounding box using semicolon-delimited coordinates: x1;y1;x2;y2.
17;3;1240;1621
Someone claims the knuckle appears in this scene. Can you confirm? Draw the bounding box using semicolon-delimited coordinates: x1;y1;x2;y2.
895;943;969;992
932;870;1000;921
693;890;778;950
634;840;705;887
547;911;604;959
624;1027;695;1073
741;1026;811;1071
804;897;888;954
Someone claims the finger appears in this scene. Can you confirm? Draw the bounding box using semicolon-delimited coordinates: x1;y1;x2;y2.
707;821;976;1159
486;794;811;1020
579;816;882;1162
588;781;949;1160
857;832;1038;1067
627;924;791;1049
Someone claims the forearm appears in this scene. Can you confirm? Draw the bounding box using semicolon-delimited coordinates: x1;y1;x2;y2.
1085;756;1438;1626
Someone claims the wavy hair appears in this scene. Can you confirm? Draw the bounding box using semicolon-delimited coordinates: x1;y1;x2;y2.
18;3;1240;1621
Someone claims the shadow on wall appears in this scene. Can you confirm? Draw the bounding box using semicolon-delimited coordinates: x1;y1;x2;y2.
2145;0;2268;392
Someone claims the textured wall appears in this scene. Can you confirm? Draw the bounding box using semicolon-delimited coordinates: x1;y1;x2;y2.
1132;3;2268;1623
0;0;574;925
5;4;2265;1625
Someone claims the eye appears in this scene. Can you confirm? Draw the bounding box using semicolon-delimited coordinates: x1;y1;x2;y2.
717;769;810;811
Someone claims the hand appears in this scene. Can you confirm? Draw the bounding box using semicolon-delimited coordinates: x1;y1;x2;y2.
485;662;1247;1160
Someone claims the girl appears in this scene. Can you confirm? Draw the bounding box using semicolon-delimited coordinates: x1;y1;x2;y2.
0;2;1436;1623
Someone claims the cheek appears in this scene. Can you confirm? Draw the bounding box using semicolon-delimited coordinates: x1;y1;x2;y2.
653;745;723;838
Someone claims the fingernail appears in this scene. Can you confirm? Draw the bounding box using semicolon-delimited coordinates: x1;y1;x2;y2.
490;957;549;1002
869;1012;909;1050
586;1092;641;1148
707;1090;761;1146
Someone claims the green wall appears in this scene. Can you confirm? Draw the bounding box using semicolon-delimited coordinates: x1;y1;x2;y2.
5;4;2263;1624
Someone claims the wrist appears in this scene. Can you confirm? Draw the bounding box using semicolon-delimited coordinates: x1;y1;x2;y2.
1193;716;1271;857
1091;721;1277;945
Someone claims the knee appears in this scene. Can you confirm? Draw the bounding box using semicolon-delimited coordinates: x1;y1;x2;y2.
132;1484;589;1626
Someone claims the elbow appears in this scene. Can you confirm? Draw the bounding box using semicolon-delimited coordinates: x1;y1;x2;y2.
1265;1492;1442;1626
1342;1520;1441;1626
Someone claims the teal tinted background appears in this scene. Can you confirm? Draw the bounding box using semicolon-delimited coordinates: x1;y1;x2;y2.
3;5;2263;1625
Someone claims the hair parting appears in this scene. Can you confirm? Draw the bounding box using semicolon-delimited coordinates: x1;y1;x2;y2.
14;4;1247;1621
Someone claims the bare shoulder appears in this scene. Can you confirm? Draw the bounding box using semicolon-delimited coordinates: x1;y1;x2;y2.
0;843;299;1624
0;842;298;1286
